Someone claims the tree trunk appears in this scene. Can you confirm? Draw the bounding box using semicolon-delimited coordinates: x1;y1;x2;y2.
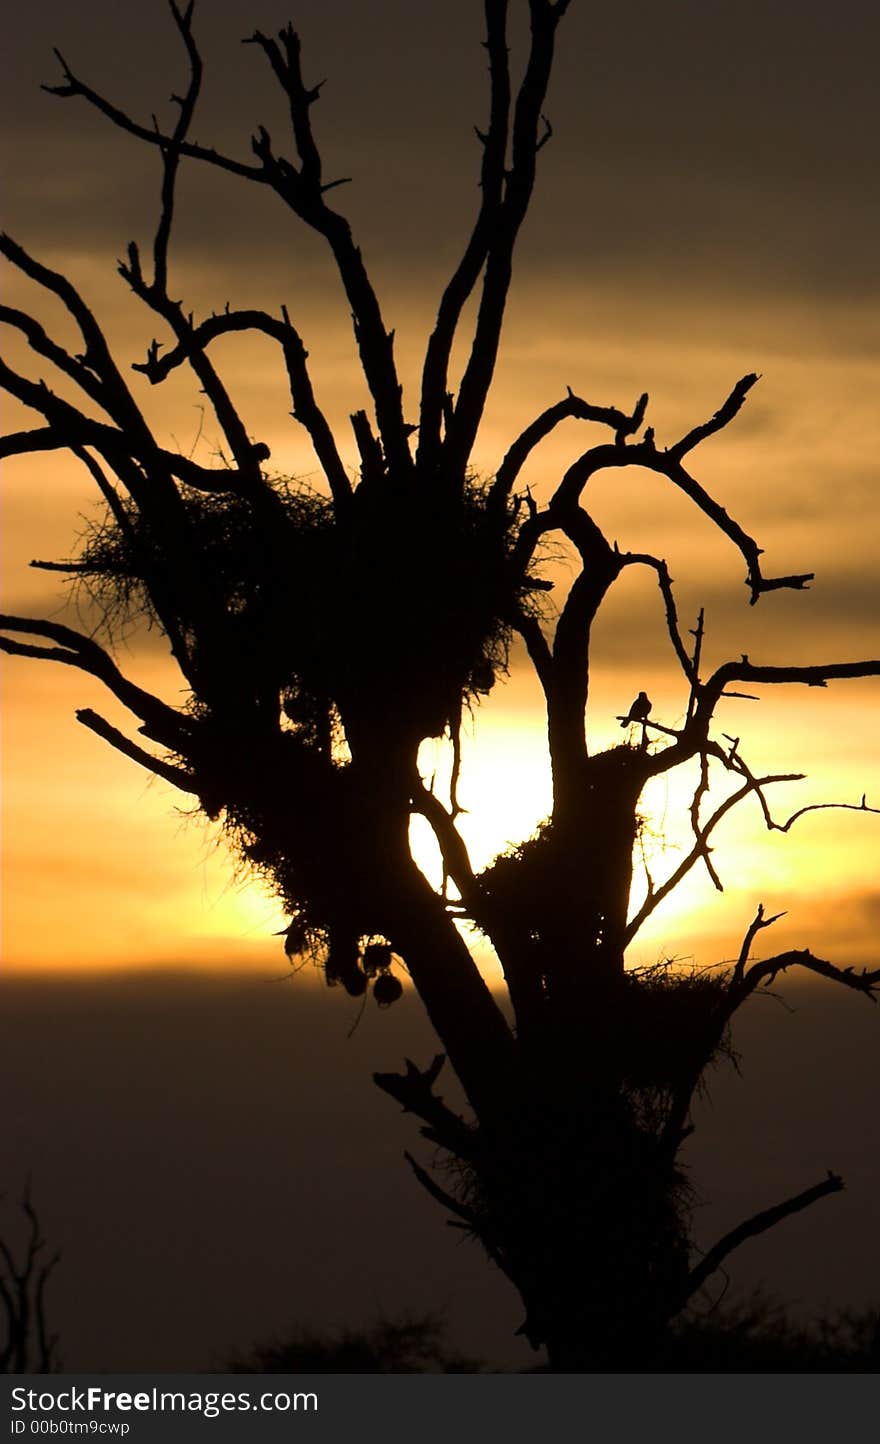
472;1083;691;1370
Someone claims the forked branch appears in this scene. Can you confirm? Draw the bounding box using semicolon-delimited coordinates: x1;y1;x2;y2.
734;949;879;1003
548;376;814;603
131;304;351;510
443;0;573;479
373;1055;477;1160
43;6;411;478
0;615;190;748
732;902;786;984
489;388;647;510
695;658;880;742
661;912;877;1156
626;769;802;942
417;0;510;474
410;784;479;913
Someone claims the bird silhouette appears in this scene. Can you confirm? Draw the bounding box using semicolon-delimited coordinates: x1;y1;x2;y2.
620;691;652;727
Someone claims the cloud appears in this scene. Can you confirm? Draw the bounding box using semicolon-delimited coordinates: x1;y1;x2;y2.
5;1;879;303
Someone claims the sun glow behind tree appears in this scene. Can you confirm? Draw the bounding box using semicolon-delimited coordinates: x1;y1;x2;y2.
1;0;879;1377
3;364;879;977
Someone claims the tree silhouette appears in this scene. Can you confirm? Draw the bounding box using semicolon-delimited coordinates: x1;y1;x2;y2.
0;1185;61;1374
223;1312;484;1375
1;1;878;1370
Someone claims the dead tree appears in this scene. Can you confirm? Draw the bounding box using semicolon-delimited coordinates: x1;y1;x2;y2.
1;2;878;1369
0;1186;61;1374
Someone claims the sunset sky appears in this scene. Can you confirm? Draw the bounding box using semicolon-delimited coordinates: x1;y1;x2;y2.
2;0;880;1372
3;0;878;977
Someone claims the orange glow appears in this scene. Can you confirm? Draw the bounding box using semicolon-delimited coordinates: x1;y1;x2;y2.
3;208;879;984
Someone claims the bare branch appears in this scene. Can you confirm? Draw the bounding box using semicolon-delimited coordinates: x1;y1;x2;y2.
772;794;880;834
119;243;270;495
0;615;190;746
548;377;815;603
132;304;351;511
507;501;559;580
489;389;647;511
548;507;622;776
417;0;511;475
619;551;694;684
373;1055;476;1161
132;310;282;383
152;0;203;294
733;902;786;984
443;0;572;479
238;27;413;477
0;393;246;497
350;409;384;486
0;305;108;410
0;1183;61;1374
76;709;198;793
29;559;91;575
68;444;196;685
0;239;238;641
667;372;759;461
509;609;553;697
553;432;815;602
663;923;879;1157
1;426;69;459
43;46;265;182
645;656;880;786
686;608;705;724
683;1172;845;1305
278;305;353;512
625;769;802;942
43;17;410;479
244;25;326;192
699;658;880;730
738;948;879;1001
403;1151;477;1227
0;235;180;480
410;784;478;911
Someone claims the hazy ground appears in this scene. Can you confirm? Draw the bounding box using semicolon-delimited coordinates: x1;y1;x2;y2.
2;967;878;1371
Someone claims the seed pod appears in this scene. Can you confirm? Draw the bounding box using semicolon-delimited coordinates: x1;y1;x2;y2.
362;941;393;977
342;969;368;998
373;972;403;1008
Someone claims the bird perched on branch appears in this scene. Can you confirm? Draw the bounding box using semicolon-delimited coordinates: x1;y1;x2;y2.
620;691;652;727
